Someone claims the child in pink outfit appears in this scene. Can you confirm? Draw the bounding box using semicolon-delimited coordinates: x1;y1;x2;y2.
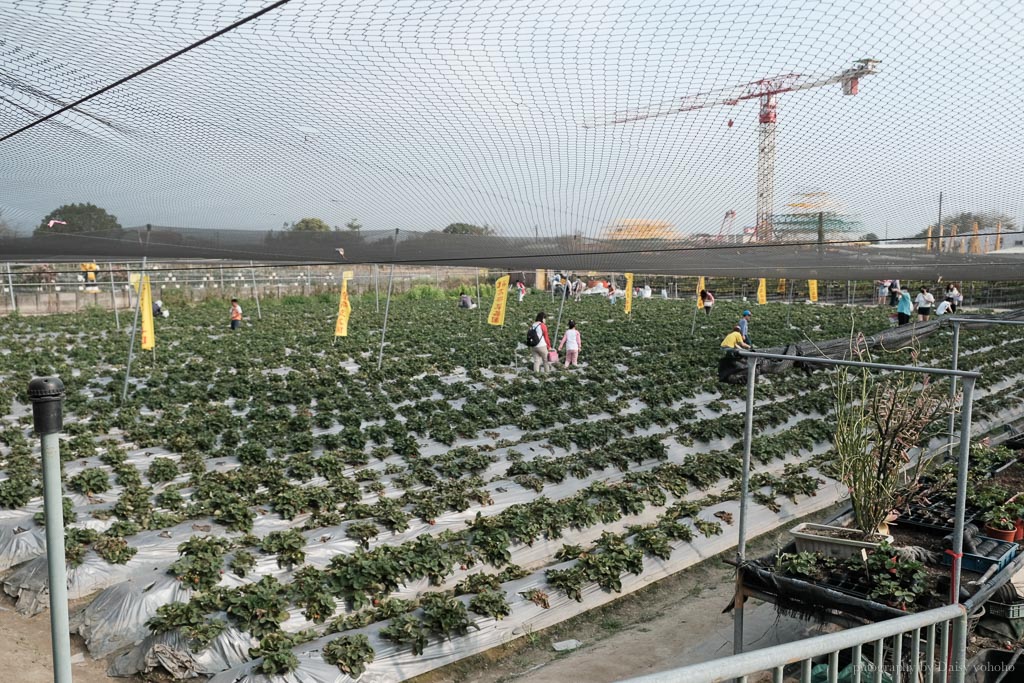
558;320;582;367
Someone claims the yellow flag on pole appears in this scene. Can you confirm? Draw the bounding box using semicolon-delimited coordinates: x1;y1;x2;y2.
756;278;767;305
777;278;787;294
129;273;141;292
334;278;352;337
140;276;155;350
808;280;818;302
696;276;705;309
624;273;634;314
488;275;510;326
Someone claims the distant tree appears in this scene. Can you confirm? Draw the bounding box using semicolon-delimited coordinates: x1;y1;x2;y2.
913;211;1015;238
0;211;14;238
289;217;331;233
36;203;121;235
345;219;362;232
861;232;880;242
442;222;493;236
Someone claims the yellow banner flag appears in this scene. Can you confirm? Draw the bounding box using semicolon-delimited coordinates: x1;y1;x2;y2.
140;276;155;350
342;270;354;281
488;275;510;326
696;276;706;309
777;278;787;294
129;272;141;292
624;273;634;314
808;280;818;302
334;278;352;337
756;278;767;305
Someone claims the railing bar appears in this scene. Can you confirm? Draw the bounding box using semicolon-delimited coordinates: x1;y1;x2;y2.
773;666;783;683
736;350;981;378
894;632;903;682
926;624;936;683
938;620;949;683
873;637;884;683
801;658;813;683
828;651;839;683
853;644;863;683
917;626;925;679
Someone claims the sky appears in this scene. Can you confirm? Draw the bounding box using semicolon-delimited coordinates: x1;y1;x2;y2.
1;0;1023;241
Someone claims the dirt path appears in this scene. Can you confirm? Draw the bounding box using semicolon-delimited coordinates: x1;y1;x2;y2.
0;596;114;683
417;504;844;683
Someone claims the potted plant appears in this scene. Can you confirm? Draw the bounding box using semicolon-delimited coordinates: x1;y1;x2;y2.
792;344;951;559
984;507;1018;542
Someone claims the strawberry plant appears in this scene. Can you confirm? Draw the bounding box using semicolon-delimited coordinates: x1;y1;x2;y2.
261;529;306;569
468;589;510;620
251;631;299;674
146;457;179;483
323;634;375;678
68;468;110;496
346;521;381;550
93;534;137;564
148;601;226;651
170;536;231;590
229;550;256;577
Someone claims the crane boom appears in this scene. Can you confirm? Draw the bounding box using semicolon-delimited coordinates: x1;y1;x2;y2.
592;60;879;127
590;59;878;243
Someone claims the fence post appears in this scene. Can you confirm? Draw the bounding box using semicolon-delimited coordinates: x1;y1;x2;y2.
27;377;73;683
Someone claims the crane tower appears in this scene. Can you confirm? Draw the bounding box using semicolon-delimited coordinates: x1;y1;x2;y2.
592;59;879;242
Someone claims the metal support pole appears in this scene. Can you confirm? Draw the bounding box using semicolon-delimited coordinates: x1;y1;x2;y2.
219;264;225;289
121;257;146;404
475;269;482;327
27;377;72;683
109;265;120;331
552;287;567;348
950;376;976;605
690;297;699;336
734;358;758;657
947;321;961;455
377;229;400;371
374;264;380;313
6;263;16;312
377;264;395;370
249;261;261;320
785;279;795;327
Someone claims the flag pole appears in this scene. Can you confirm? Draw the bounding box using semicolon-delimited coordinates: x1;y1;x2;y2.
121;257;146;405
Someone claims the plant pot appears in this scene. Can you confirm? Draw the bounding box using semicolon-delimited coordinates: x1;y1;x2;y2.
1015;519;1024;542
790;523;893;560
985;524;1017;543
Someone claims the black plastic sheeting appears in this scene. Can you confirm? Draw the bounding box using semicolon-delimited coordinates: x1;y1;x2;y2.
4;227;1024;279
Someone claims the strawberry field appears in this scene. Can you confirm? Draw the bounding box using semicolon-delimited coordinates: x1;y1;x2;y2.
1;292;1023;682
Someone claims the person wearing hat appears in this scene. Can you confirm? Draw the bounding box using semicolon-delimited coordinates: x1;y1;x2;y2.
737;310;752;344
718;325;752;382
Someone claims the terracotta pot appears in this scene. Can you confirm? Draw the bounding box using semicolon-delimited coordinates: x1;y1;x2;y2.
1016;519;1024;542
985;524;1017;542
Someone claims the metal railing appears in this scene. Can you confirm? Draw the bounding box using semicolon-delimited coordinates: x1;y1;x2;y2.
622;604;968;683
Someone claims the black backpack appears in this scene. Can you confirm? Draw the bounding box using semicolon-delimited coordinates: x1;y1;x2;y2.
526;324;541;347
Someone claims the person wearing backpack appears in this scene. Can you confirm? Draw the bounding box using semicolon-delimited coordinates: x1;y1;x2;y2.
526;312;552;373
558;320;582;368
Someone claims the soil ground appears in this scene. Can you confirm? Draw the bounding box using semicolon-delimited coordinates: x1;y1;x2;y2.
415;503;847;683
0;596;112;683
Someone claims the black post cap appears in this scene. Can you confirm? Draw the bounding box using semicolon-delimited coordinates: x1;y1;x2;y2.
27;377;65;435
27;376;65;402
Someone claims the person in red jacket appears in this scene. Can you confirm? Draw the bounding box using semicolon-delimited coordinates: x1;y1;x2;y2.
528;311;552;373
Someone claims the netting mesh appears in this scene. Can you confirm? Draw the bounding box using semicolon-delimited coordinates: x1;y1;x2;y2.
2;0;1024;276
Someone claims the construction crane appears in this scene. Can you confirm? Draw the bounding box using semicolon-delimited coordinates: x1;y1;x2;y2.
591;59;879;242
715;210;737;242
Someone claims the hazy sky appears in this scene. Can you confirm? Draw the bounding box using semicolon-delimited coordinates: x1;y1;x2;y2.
2;0;1023;239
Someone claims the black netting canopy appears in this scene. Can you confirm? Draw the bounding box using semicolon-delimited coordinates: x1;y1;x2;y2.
2;0;1024;278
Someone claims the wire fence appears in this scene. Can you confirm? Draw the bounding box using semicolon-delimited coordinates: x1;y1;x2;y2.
3;261;1024;316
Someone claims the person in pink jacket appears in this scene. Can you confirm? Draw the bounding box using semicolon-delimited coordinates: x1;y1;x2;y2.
558;320;582;367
